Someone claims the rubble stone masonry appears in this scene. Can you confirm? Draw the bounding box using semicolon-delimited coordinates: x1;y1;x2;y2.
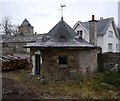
30;48;98;80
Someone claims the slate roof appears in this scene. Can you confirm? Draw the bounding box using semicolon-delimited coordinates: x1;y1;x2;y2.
4;34;45;43
47;20;78;40
0;34;12;43
25;20;95;48
82;18;119;37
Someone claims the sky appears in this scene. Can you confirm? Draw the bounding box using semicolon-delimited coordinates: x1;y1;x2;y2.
0;0;120;34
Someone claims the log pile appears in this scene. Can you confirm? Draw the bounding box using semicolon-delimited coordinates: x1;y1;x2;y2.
0;55;30;71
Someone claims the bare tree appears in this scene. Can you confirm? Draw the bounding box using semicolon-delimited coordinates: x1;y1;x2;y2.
0;16;18;35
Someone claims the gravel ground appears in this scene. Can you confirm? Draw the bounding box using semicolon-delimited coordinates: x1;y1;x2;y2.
2;78;38;99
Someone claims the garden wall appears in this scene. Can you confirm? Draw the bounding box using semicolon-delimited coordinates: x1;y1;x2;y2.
98;52;120;71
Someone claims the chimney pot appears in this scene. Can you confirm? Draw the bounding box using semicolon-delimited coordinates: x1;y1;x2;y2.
92;15;95;21
100;17;103;20
35;32;37;34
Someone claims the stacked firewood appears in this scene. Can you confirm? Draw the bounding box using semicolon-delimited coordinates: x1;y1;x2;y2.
0;55;30;71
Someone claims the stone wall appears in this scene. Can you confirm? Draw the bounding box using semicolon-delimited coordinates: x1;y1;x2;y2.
2;42;27;55
18;26;33;35
30;48;98;80
98;52;120;71
2;47;14;55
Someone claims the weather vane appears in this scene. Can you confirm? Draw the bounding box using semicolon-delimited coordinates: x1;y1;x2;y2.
60;4;66;20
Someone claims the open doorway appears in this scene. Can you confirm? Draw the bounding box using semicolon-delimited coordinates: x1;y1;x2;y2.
35;54;41;75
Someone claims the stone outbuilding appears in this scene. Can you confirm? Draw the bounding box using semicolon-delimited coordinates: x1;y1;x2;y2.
18;19;34;35
25;18;100;80
2;19;45;55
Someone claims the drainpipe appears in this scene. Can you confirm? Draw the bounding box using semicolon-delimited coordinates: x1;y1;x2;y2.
89;15;98;46
119;33;120;53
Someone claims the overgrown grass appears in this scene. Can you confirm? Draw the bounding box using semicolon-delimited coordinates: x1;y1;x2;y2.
102;71;120;89
27;71;119;99
2;69;120;99
2;69;30;82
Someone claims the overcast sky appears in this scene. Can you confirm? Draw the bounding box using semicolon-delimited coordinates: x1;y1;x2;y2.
0;0;120;34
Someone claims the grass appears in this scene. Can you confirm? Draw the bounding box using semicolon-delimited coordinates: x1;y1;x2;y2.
102;71;120;89
3;69;28;82
2;69;120;99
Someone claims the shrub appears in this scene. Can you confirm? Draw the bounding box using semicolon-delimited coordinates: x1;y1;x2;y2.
102;71;120;89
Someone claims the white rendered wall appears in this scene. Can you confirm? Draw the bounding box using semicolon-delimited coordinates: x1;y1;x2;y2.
102;23;119;53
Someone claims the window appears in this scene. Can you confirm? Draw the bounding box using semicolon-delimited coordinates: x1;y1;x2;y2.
77;30;83;38
116;44;119;52
58;56;68;65
2;43;8;47
108;43;113;52
108;30;113;37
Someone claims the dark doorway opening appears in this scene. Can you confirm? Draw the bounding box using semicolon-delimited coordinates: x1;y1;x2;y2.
35;54;41;75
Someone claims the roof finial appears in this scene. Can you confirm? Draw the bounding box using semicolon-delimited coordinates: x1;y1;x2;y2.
60;4;66;20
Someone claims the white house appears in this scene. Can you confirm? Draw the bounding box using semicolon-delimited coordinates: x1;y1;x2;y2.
73;16;119;53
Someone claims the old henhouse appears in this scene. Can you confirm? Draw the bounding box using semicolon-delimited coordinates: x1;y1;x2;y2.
25;17;100;80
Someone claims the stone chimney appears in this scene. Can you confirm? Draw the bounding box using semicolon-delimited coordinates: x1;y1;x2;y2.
89;15;98;46
100;17;103;20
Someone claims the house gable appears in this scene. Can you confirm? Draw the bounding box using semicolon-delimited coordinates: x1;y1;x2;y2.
102;21;119;53
73;21;89;42
18;19;34;35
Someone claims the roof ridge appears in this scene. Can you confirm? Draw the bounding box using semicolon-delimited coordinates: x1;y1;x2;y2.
81;17;114;36
81;17;113;23
20;18;32;27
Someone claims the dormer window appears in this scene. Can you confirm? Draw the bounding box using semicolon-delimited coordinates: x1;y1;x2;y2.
77;30;83;38
42;36;50;42
60;36;66;42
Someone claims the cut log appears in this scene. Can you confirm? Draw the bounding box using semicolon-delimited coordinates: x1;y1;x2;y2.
1;55;30;71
